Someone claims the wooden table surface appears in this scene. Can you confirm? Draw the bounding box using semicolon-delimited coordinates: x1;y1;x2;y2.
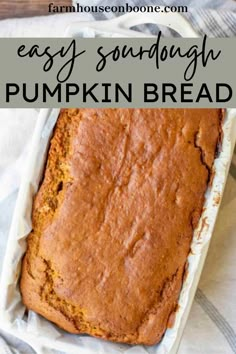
0;0;72;20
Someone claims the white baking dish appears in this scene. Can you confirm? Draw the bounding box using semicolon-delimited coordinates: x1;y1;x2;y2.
0;12;236;354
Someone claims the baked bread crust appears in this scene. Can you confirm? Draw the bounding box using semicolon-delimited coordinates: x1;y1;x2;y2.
20;108;222;345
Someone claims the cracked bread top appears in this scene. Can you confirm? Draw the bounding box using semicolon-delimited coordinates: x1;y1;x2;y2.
20;108;222;345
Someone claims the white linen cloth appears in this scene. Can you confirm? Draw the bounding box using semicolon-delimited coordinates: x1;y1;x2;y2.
0;2;236;353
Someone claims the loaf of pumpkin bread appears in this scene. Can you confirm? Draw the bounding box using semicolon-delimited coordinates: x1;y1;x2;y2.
20;108;222;345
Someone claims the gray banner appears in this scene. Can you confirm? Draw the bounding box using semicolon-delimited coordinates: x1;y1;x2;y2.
0;37;235;107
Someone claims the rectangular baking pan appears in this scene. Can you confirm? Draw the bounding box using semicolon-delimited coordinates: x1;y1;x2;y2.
0;12;236;354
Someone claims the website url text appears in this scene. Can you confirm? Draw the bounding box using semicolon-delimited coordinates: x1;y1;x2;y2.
48;3;188;14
